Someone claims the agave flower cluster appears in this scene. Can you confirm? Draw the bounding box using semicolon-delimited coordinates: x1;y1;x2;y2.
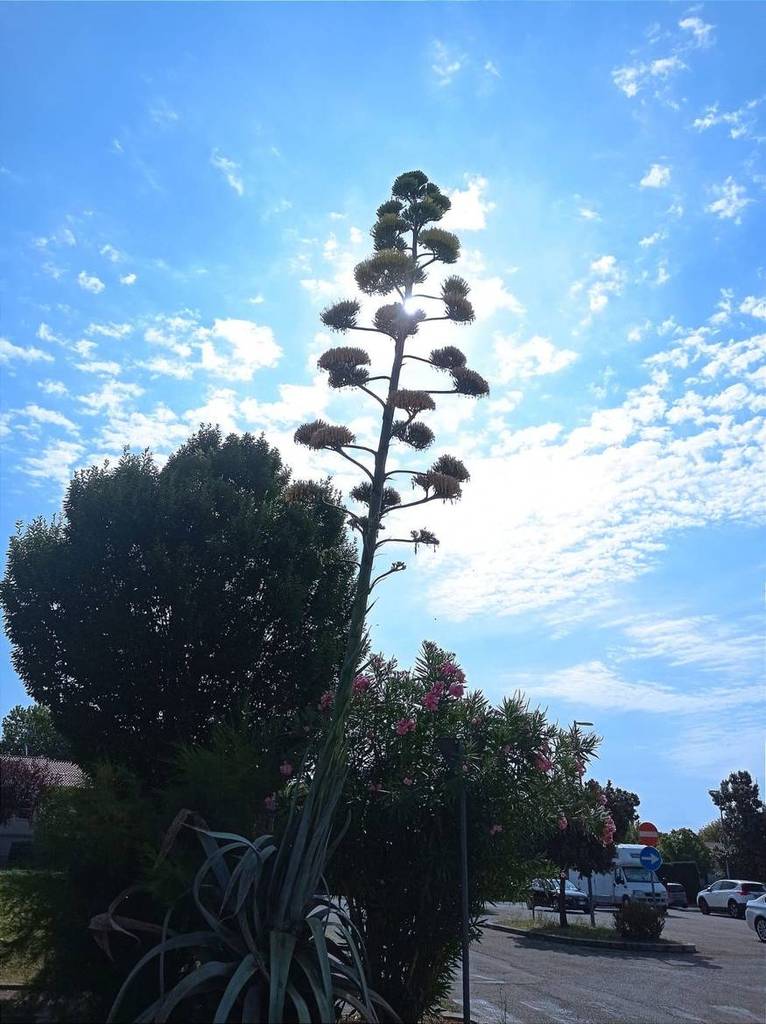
292;170;489;710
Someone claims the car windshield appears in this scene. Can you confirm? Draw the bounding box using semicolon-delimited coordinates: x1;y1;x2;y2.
564;882;583;893
623;867;655;883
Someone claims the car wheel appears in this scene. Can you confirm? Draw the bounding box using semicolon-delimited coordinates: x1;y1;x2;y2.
727;899;742;919
756;917;766;943
699;898;710;915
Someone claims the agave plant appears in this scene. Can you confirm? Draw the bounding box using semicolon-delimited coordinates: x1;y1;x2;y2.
99;804;395;1022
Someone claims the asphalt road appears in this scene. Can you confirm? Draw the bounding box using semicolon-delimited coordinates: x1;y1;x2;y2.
449;904;766;1024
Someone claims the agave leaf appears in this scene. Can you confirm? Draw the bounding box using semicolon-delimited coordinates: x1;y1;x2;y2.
193;829;238;891
107;932;226;1023
306;917;334;1019
193;842;246;950
286;983;312;1023
155;960;235;1023
268;930;297;1022
213;954;257;1024
332;983;377;1023
241;983;262;1023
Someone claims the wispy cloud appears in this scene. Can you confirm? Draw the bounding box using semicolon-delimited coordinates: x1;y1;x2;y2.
77;271;106;294
431;39;463;86
0;338;54;365
210;150;244;196
705;177;752;222
640;163;671;189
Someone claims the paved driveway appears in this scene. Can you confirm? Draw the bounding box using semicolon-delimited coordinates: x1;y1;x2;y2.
450;904;765;1024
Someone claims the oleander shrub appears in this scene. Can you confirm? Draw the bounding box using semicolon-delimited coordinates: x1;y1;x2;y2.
614;901;666;940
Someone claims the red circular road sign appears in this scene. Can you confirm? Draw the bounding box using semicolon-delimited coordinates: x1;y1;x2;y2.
638;821;659;847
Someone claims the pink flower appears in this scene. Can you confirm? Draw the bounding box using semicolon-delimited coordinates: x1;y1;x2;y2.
558;815;568;831
422;689;440;712
440;661;466;686
448;682;465;698
471;717;482;727
598;793;608;806
403;776;414;786
279;760;293;779
431;681;445;697
319;690;334;713
395;717;416;736
368;782;383;795
489;823;503;836
352;674;372;695
535;753;553;773
576;759;585;778
264;793;277;812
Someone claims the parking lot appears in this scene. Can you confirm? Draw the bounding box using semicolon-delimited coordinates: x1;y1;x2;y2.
452;904;765;1024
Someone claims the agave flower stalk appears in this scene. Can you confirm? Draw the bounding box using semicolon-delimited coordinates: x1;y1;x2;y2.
296;170;489;717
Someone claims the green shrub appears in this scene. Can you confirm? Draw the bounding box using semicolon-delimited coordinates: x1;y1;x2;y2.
613;901;666;940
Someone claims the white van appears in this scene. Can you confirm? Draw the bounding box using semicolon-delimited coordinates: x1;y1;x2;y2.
568;844;668;910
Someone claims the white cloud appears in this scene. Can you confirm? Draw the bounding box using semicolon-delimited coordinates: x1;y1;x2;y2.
612;55;686;98
19;404;79;434
639;230;665;248
72;340;97;357
511;660;758;715
76;360;123;376
77;271;106;294
36;323;61;344
442;176;496;231
709;289;733;326
573;255;626;319
691;98;762;141
21;439;85;488
579;207;600;221
484;60;501;78
38;380;68;396
149;99;179;126
740;296;766;320
0;338;55;365
138;356;194;380
78;380;145;416
431;39;463;86
86;322;132;339
119;273;137;286
210;150;244;196
640;163;671;189
678;16;715;49
100;244;122;262
247;294;265;305
705;177;752;223
494;334;578;381
615;614;761;675
198;318;282;381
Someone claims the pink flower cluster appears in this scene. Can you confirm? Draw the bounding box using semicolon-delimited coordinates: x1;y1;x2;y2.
535;752;553;773
489;823;503;836
319;690;334;713
422;685;442;712
395;717;416;736
601;815;616;845
440;661;466;697
352;674;372;695
368;782;383;796
558;814;568;831
403;776;414;787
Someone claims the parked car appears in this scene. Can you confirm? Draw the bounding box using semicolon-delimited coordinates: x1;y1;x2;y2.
697;879;766;918
528;878;590;913
666;882;688;908
745;893;766;942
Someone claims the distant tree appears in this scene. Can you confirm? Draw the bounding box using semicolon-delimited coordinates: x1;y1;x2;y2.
545;737;616;927
601;780;640;844
0;704;71;759
0;428;356;781
0;756;57;824
698;819;722;844
709;771;766;879
658;827;712;872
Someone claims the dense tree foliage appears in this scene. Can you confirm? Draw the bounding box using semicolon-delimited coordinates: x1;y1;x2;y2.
0;756;58;824
0;704;71;759
601;780;640;843
0;428;356;780
709;771;766;880
658;827;712;872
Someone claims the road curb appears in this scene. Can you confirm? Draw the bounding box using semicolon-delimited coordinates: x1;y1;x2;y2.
484;922;697;954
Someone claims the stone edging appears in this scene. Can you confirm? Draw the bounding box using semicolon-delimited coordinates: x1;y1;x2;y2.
484;922;696;953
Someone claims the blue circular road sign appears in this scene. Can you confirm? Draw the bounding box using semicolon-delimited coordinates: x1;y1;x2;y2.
640;846;663;871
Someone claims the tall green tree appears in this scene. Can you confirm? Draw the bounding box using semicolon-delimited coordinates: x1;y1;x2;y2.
709;771;766;879
0;427;356;780
0;704;71;759
658;828;712;872
601;780;640;843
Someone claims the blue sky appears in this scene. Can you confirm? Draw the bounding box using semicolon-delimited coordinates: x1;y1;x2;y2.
1;2;764;830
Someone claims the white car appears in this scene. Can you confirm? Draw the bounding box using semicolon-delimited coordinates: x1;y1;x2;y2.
745;894;766;942
697;879;766;918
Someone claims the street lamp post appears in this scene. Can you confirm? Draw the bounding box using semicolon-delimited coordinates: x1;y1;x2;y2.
573;721;596;927
437;736;471;1024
